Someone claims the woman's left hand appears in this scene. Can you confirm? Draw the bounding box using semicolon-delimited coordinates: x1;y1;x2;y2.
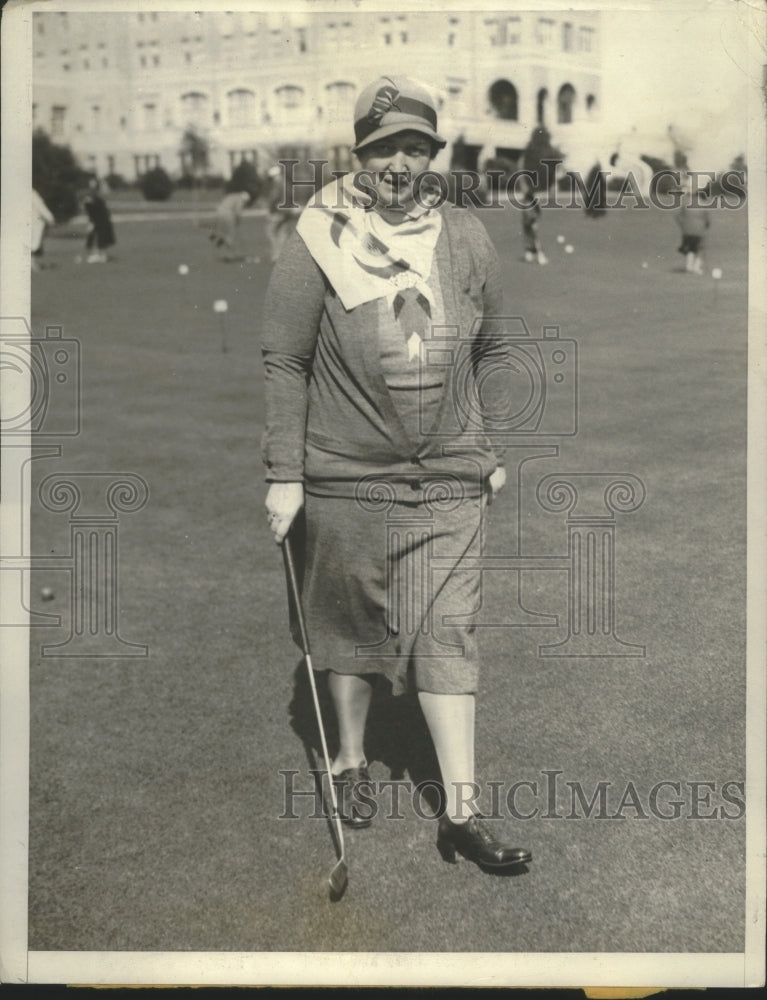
486;466;506;505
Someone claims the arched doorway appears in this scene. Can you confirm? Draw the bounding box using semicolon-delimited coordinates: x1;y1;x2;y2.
489;79;518;121
557;83;576;124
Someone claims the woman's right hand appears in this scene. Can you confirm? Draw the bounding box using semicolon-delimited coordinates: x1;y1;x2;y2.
265;482;304;544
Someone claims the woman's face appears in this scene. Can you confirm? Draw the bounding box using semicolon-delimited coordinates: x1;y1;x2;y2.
356;130;433;211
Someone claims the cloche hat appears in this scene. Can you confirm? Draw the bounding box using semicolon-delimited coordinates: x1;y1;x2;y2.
352;75;446;153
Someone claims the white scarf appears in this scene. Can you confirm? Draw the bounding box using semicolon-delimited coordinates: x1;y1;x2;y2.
296;173;442;312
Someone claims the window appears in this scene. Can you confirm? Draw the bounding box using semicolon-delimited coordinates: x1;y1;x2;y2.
275;85;303;110
537;87;548;125
133;154;160;177
488;79;518;121
140;56;146;68
535;17;554;45
227;88;256;128
91;105;101;131
102;56;108;68
51;105;66;138
296;27;307;52
143;103;157;131
181;91;209;128
268;29;282;56
579;27;594;52
562;22;573;52
36;18;44;34
152;55;160;67
506;16;521;44
83;58;90;69
324;81;355;124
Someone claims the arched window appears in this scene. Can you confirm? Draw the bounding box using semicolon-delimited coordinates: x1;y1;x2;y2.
275;84;304;110
488;79;518;121
181;91;209;128
557;83;575;124
537;87;548;126
585;93;597;115
227;88;256;128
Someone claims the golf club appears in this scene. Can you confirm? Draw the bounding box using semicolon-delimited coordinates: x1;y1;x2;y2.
282;530;349;901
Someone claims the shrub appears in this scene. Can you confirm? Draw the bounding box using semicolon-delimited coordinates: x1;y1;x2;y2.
139;166;174;201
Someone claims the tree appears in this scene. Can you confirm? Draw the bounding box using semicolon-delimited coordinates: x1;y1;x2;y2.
521;126;563;191
32;128;91;222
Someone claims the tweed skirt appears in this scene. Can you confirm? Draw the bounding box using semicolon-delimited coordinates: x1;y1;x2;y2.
289;489;486;696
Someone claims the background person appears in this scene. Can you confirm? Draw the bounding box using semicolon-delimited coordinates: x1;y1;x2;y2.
262;75;532;873
210;189;253;261
31;188;54;271
518;174;547;264
82;180;116;263
676;176;711;275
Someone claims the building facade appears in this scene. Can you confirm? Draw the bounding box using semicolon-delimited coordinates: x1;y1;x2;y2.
32;9;601;181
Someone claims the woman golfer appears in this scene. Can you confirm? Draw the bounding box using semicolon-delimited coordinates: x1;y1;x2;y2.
262;76;531;872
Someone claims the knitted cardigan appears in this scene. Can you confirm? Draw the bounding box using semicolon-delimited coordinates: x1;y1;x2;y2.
261;203;510;501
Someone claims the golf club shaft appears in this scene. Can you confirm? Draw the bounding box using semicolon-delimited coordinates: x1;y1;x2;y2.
282;532;345;840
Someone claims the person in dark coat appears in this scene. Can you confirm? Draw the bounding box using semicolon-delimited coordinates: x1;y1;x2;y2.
82;182;116;263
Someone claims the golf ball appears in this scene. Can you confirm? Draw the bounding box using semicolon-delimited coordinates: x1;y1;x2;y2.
712;267;722;280
556;235;565;244
564;244;574;254
178;264;189;275
40;587;54;601
213;299;229;313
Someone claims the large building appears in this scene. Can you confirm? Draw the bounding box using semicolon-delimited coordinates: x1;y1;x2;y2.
32;9;602;181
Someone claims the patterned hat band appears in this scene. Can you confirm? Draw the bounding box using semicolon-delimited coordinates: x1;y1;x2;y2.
354;95;439;146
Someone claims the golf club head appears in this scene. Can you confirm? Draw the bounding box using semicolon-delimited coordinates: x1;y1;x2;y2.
328;859;348;901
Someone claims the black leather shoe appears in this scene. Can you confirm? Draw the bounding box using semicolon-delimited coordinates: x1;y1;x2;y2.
330;763;375;828
437;814;532;869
